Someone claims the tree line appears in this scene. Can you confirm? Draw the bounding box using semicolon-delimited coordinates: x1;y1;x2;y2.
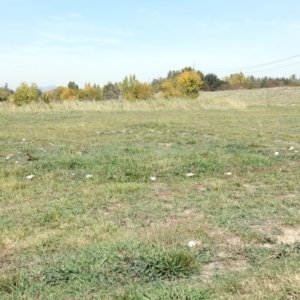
1;68;300;105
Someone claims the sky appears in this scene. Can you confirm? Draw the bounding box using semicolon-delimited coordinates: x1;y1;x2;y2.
1;0;300;89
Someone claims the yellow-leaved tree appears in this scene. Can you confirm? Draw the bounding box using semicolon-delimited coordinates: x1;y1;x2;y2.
79;83;102;100
177;71;203;98
225;72;252;89
160;79;182;98
13;82;40;106
60;88;79;100
131;83;153;100
121;75;153;100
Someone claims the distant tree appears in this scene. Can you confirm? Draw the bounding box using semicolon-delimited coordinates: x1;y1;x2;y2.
67;81;79;90
54;86;66;100
286;74;300;86
289;74;297;81
131;83;154;100
40;92;51;103
167;67;201;80
160;79;182;98
158;67;204;98
0;83;14;102
181;66;194;72
39;86;65;102
120;75;139;100
13;82;40;105
61;88;79;100
151;77;164;93
120;75;153;100
103;82;120;100
224;72;252;89
79;83;102;100
177;71;203;98
167;70;181;79
202;73;223;91
260;76;269;88
266;79;284;88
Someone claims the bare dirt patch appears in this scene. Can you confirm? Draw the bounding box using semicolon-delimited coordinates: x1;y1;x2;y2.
276;227;300;244
243;184;256;193
153;183;184;200
198;230;249;283
190;183;207;192
199;259;248;282
217;236;246;260
209;230;245;247
158;143;172;147
252;223;300;245
157;191;172;200
182;209;195;216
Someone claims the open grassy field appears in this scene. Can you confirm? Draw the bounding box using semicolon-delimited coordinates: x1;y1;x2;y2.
1;87;300;299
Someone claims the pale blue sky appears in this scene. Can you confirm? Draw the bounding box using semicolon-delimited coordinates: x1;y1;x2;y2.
1;0;300;89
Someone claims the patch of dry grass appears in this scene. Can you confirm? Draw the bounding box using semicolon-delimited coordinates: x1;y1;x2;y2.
0;96;248;112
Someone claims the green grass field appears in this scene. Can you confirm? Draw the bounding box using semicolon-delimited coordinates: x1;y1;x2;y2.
1;87;300;299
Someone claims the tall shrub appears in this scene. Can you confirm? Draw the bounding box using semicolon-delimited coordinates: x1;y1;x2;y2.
14;82;40;105
177;71;203;98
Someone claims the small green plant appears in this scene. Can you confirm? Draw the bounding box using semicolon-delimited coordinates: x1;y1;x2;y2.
42;266;79;286
0;274;19;294
119;285;212;300
141;249;198;280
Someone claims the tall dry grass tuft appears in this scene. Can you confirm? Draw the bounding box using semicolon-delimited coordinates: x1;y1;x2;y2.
0;97;247;113
280;272;300;297
1;86;299;113
199;86;300;107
